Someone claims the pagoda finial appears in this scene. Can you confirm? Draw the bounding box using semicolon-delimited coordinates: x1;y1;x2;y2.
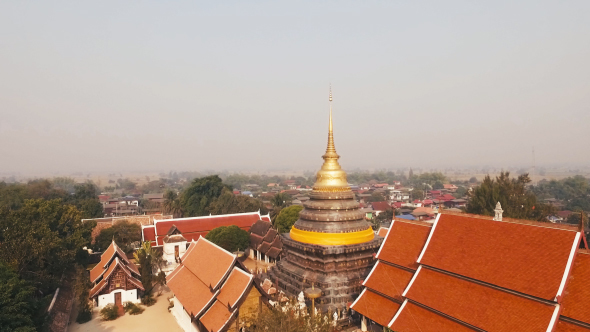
325;85;337;158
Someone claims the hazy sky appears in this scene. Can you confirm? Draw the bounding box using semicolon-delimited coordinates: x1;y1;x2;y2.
1;1;589;174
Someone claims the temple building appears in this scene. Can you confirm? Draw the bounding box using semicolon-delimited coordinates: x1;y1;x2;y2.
167;237;264;332
352;212;590;332
89;240;143;310
141;211;271;247
249;219;283;264
270;91;383;314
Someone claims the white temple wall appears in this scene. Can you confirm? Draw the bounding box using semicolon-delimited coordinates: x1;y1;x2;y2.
163;241;187;265
97;289;139;308
170;297;200;332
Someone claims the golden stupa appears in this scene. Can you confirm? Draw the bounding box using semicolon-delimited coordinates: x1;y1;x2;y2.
289;89;374;246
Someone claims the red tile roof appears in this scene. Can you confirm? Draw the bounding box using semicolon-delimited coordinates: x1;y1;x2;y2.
376;219;432;270
363;261;413;302
377;227;388;237
404;267;559;331
418;214;580;300
389;301;477;332
555;319;590;332
155;212;262;237
181;238;235;290
350;289;400;327
217;268;253;308
200;301;236;332
561;251;590;324
89;241;131;283
371;201;391;212
142;226;156;242
167;266;217;317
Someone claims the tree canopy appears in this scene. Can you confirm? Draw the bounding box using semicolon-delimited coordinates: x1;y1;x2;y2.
0;199;95;294
0;262;37;332
532;175;590;211
275;205;304;234
94;220;142;253
208;188;267;215
205;225;249;253
180;175;229;217
465;172;553;221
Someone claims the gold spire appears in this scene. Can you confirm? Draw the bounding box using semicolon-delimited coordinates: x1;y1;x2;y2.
312;87;350;191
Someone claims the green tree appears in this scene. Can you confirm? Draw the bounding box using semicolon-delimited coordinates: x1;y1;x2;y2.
0;262;36;332
469;176;478;183
275;205;303;234
0;199;95;293
94;220;142;253
208;188;266;215
376;208;395;226
163;190;183;218
246;303;335;332
205;225;250;253
411;189;424;201
74;266;92;323
433;181;445;190
455;186;468;198
133;242;161;296
180;175;229;217
465;172;553;221
271;193;292;209
366;192;386;203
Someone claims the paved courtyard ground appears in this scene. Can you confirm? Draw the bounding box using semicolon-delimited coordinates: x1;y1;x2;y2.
67;287;182;332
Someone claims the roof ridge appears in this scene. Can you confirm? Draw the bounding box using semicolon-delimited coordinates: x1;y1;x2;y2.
441;211;579;232
155;211;261;224
392;217;434;227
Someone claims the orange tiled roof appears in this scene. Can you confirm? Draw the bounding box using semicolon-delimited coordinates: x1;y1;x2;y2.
216;268;253;308
200;301;236;332
168;266;217;317
555;319;590;332
350;289;400;327
418;213;580;300
363;261;413;302
155;212;261;236
167;237;254;329
376;219;432;270
561;251;590;324
404;267;558;332
377;227;388;237
89;241;132;283
181;238;235;290
389;301;477;332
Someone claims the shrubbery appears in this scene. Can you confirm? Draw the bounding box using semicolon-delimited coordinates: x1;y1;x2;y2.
124;302;144;315
100;304;119;321
141;294;156;306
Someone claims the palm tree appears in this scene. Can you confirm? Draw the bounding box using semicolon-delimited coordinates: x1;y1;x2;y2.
163;190;183;218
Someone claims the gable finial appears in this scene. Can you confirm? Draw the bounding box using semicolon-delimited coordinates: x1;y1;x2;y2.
494;202;503;221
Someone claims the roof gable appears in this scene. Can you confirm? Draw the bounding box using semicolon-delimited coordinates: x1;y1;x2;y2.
418;214;580;300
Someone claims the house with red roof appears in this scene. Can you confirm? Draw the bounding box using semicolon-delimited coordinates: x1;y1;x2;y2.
352;209;590;331
89;241;143;311
167;237;263;332
370;201;392;216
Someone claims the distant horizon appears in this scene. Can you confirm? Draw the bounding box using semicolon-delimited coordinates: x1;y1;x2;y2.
1;1;589;174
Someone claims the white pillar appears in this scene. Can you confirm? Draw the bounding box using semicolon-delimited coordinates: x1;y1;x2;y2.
361;315;367;331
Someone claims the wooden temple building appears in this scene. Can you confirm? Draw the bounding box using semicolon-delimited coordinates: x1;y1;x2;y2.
352;212;590;332
167;237;263;332
89;240;144;310
269;91;383;314
249;219;283;264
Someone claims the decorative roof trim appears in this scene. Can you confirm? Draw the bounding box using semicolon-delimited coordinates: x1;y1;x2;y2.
362;261;380;286
547;304;561;332
194;289;220;319
402;265;422;297
416;213;441;263
375;221;394;259
388;298;408;327
89;280;107;298
556;232;582;301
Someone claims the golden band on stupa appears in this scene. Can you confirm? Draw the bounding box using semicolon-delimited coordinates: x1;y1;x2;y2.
289;89;375;246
